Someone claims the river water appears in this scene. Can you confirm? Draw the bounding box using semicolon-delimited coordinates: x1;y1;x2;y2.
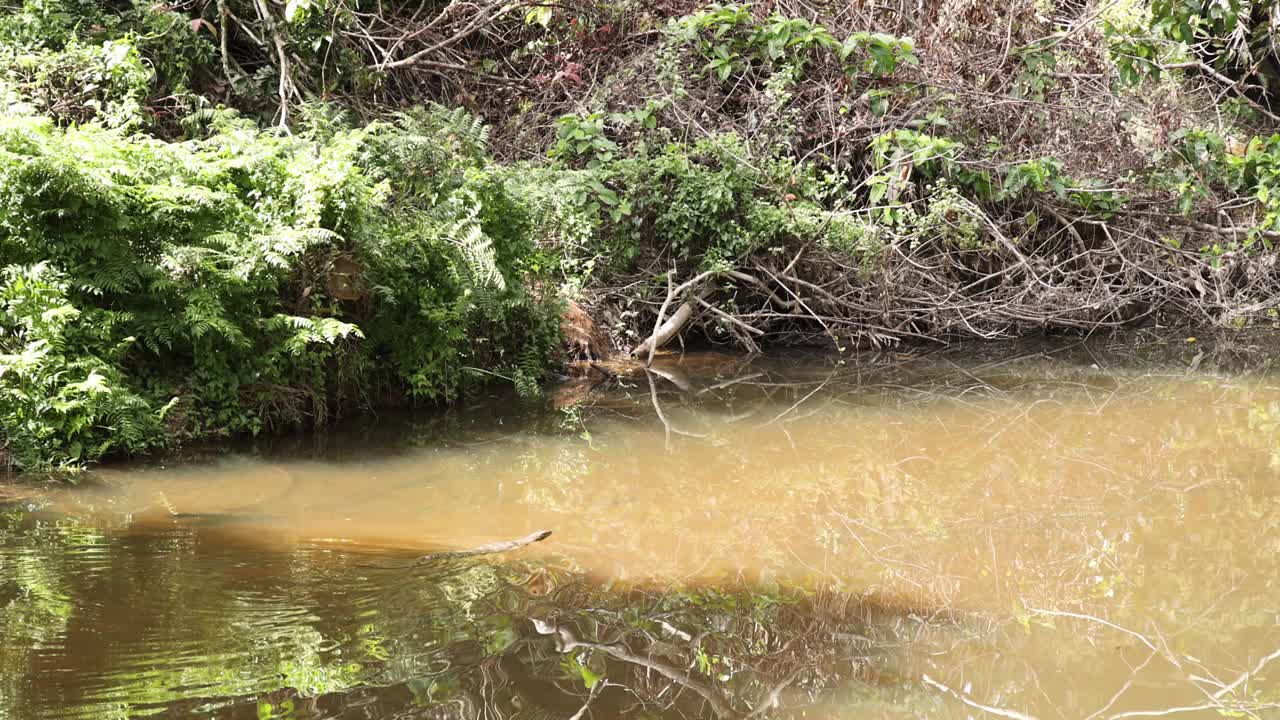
2;334;1279;719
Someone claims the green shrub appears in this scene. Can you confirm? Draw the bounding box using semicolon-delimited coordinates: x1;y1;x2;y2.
1158;128;1280;249
0;106;562;472
0;38;151;128
0;0;217;128
1150;1;1280;96
0;263;163;471
358;107;563;401
546;127;886;272
839;32;917;78
668;4;911;82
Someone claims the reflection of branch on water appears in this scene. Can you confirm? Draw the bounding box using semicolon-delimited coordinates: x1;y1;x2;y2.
923;674;1040;720
755;371;834;427
532;618;809;720
1028;607;1280;720
533;618;735;718
1082;650;1159;720
470;572;953;720
647;364;692;391
646;370;707;451
1027;607;1158;652
1211;646;1280;700
697;372;766;395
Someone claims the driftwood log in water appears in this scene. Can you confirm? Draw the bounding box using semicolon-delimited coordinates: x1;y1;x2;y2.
360;530;553;570
413;530;552;566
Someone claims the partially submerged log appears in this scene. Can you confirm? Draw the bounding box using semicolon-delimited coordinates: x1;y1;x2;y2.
364;530;553;570
631;269;718;363
630;288;711;360
416;529;552;565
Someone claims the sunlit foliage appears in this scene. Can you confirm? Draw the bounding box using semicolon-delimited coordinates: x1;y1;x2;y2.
0;108;561;471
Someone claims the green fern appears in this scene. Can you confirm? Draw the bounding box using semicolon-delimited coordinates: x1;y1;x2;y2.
511;348;545;399
0;104;563;471
451;221;506;293
264;315;363;356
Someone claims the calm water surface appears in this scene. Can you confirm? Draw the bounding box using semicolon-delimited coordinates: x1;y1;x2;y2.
2;334;1279;719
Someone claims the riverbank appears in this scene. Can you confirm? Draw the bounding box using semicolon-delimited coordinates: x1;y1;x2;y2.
6;1;1280;472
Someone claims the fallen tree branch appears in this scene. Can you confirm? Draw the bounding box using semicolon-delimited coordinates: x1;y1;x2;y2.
379;0;524;70
697;297;763;352
634;269;718;363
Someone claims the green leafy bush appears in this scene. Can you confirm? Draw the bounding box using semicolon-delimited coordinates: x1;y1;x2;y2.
0;264;162;470
547;128;885;273
1159;127;1280;248
0;106;562;472
0;0;217;127
358;107;563;400
839;32;917;78
1106;2;1280;100
1151;1;1279;95
866;130;1125;223
0;38;151;127
549;113;618;168
669;4;912;82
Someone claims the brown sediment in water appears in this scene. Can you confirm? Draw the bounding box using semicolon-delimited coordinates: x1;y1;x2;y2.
0;480;38;505
4;337;1280;719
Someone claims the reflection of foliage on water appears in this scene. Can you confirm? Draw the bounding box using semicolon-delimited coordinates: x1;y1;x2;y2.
6;334;1280;719
0;503;949;719
491;338;1280;718
354;559;952;720
0;506;385;718
0;506;75;716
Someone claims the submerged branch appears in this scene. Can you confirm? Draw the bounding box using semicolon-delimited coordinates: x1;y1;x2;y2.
363;531;552;570
534;620;736;719
922;674;1041;720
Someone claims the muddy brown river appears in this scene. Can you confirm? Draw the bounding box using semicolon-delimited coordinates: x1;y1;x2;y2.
2;334;1278;719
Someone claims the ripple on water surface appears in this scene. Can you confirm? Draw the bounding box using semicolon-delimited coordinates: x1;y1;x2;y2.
3;335;1280;719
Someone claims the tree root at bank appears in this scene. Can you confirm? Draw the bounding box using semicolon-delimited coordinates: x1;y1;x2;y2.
619;208;1280;356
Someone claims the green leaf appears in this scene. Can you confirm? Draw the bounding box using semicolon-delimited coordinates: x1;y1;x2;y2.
284;0;309;24
524;6;553;27
579;664;602;689
868;178;889;205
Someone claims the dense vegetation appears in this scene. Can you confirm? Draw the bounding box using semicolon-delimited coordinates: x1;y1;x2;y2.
4;0;1280;471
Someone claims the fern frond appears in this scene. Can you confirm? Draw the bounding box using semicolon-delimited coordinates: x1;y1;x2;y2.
451;222;506;293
